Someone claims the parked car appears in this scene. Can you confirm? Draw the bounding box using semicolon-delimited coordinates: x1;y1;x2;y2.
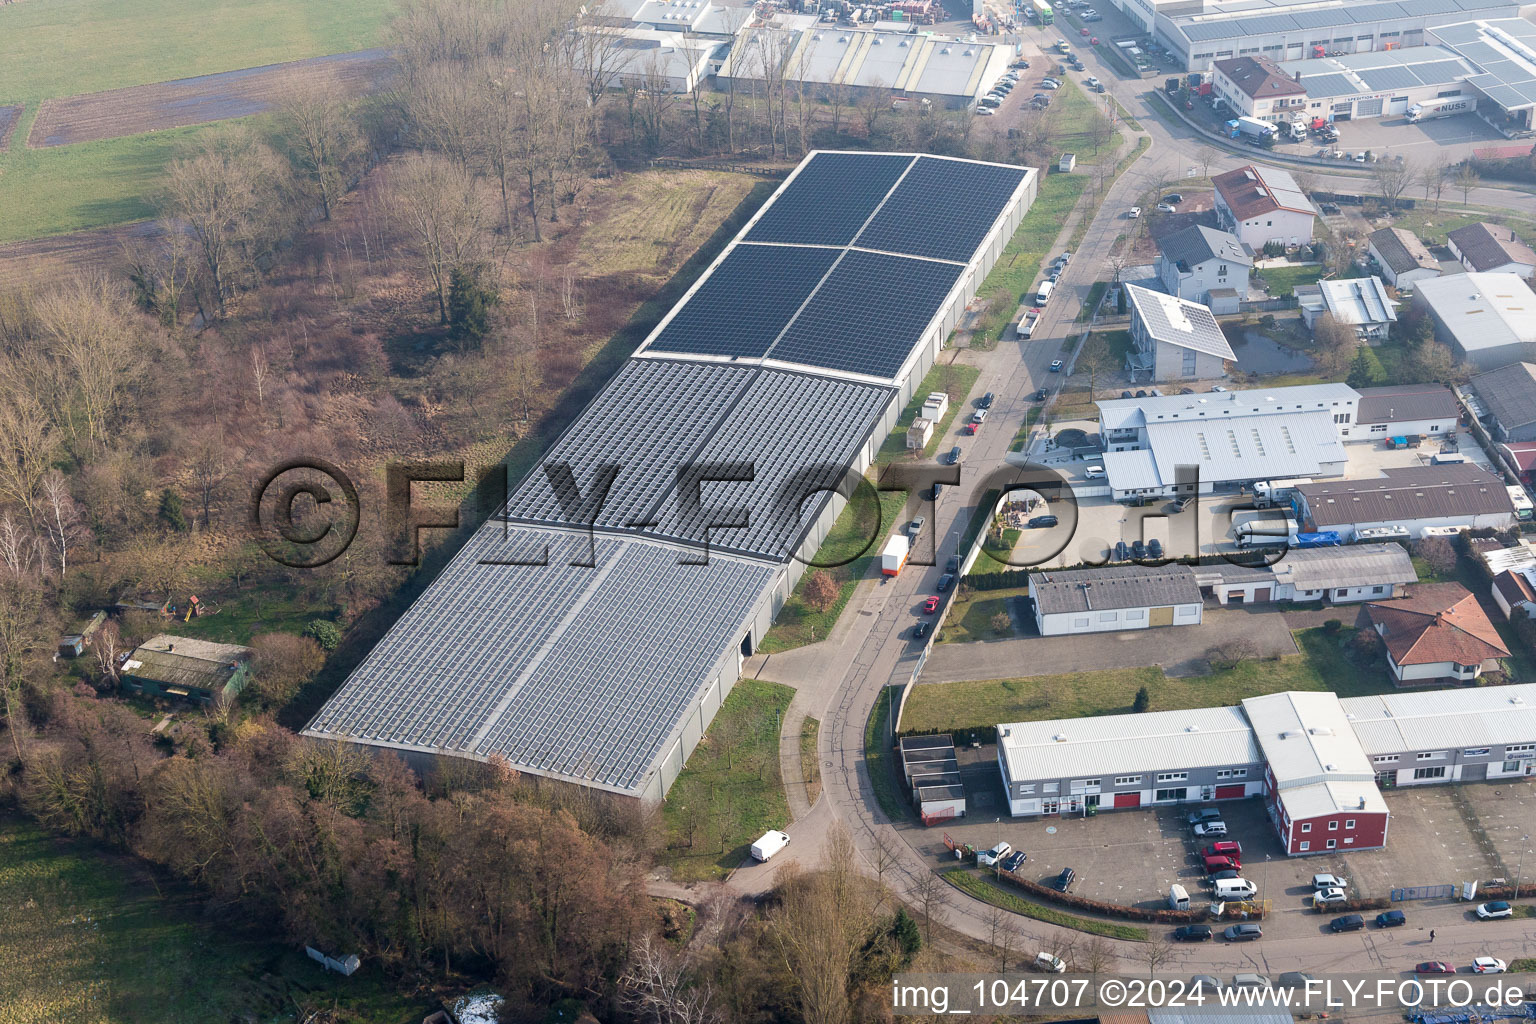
1233;973;1271;988
978;391;995;409
1128;206;1141;218
976;841;1012;867
1085;465;1105;479
1204;855;1240;874
947;446;962;465
1329;914;1365;933
1114;540;1129;561
1472;957;1507;974
1173;924;1213;942
971;408;989;424
1314;887;1349;906
1203;841;1242;858
1162;193;1183;204
1194;821;1228;837
1279;972;1316;989
1320;202;1342;214
1224;923;1262;942
1147;538;1164;557
912;621;930;639
1085;76;1101;88
1041;79;1061;90
1476;901;1514;920
962;422;979;436
937;573;955;592
980;96;1001;108
1130;539;1147;559
976;107;996;116
1035;387;1049;400
945;555;960;573
1034;952;1067;973
1002;850;1028;873
1156;202;1176;213
921;595;941;614
1010;59;1031;69
1376;910;1407;928
1312;874;1346;890
1415;962;1456;975
1210;869;1241;883
1028;515;1059;528
1052;866;1076;891
1049;360;1064;372
1189;975;1220;993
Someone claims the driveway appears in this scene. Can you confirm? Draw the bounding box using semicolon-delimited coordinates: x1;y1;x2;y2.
920;604;1298;683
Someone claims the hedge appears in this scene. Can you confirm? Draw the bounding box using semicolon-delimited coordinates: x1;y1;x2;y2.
990;867;1267;924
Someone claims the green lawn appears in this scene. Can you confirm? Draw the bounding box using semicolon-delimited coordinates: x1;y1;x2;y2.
799;717;822;807
661;678;795;881
971;174;1089;349
901;626;1394;733
875;362;984;465
0;0;392;241
940;869;1149;941
1254;264;1324;297
865;682;913;824
0;815;424;1023
1074;282;1107;323
937;587;1029;643
758;489;910;653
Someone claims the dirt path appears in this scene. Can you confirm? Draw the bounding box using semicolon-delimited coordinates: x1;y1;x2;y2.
29;48;396;148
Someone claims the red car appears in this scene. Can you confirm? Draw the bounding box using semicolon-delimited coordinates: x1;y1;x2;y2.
1079;26;1090;35
1415;962;1455;975
922;596;941;614
963;422;980;435
1203;855;1240;873
1204;841;1243;858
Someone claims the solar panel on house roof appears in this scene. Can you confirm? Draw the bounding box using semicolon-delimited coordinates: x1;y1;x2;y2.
1359;65;1419;91
745;152;915;247
1302;72;1359;97
769;250;963;378
855;157;1028;263
1409;60;1466;84
646;242;839;359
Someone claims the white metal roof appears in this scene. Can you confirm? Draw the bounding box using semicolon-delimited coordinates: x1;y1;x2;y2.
1339;683;1536;754
1242;691;1375;788
998;705;1263;782
1101;448;1162;491
1414;272;1536;352
1278;780;1390;821
1271;543;1417;592
1318;276;1397;327
1096;382;1358;431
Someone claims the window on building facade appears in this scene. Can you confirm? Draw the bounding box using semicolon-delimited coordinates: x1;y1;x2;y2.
1157;772;1187;782
1328;820;1338;830
1345;819;1356;829
1413;766;1447;780
1373;754;1398;763
1327;839;1337;849
1301;822;1311;832
1507;744;1535;756
1156;787;1188;801
1463;748;1490;757
1416;751;1443;760
1114;775;1141;785
1299;841;1310;851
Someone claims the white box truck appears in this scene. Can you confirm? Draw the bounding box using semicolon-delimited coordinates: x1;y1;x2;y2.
1407;96;1475;123
751;830;791;861
880;535;910;576
1168;884;1190;910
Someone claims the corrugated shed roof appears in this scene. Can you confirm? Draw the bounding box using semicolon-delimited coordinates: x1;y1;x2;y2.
1271;542;1418;592
1102;448;1162;491
1243;691;1376;788
1125;284;1237;361
1030;564;1202;614
1355;383;1457;426
1449;222;1536;272
1299;463;1514;527
1472;360;1536;432
1096;382;1358;432
1142;410;1346;487
1318;276;1396;327
1340;682;1536;753
998;705;1263;782
1364;582;1510;666
124;635;251;692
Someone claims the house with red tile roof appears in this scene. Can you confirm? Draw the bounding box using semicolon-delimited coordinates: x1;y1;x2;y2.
1212;164;1316;251
1364;583;1510;686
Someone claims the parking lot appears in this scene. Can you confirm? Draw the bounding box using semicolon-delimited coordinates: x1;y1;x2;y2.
924;773;1536;940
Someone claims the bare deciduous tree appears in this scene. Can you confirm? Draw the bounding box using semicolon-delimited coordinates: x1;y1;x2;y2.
620;935;724;1024
0;383;56;521
277;72;363;221
37;470;89;576
1454;163;1480;205
1372;159;1412;211
391;151;488;323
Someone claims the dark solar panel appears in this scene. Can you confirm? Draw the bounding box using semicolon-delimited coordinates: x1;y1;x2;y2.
647;243;839;358
856;157;1027;263
769;251;962;378
745;152;915;246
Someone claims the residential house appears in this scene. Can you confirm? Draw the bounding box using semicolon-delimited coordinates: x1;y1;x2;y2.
1212;164;1316;250
1364;583;1510;685
1028;564;1203;635
1412;273;1536;370
1211;55;1309;121
1368;227;1441;291
1353;383;1458;440
1447;222;1536;277
1296;464;1516;539
1298;276;1396;341
1471;361;1536;442
1124;283;1235;382
1155;225;1253;308
1491;566;1536;619
120;635;253;706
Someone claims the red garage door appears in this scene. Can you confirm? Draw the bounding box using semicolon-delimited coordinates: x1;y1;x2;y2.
1114;792;1141;808
1215;785;1245;800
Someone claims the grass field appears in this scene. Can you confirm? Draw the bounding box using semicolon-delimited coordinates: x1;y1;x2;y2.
875;361;983;465
800;717;822;806
1253;263;1325;297
0;815;422;1023
971;174;1090;349
941;868;1149;941
938;585;1029;643
0;0;394;241
900;626;1395;733
576;171;758;281
865;682;912;823
661;678;795;882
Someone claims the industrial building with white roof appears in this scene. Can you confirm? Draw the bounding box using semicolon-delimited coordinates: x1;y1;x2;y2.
1096;382;1357;500
305;151;1038;801
998;684;1536;854
1411;272;1536;371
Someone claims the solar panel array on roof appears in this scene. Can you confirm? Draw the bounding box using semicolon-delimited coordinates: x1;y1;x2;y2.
856;158;1030;262
770;250;964;378
647;243;839;359
745;152;915;247
1173;0;1516;44
1358;65;1419;91
1300;72;1358;97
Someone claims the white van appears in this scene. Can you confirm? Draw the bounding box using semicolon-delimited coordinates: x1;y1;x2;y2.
750;830;791;862
1215;877;1257;900
1036;280;1056;305
1168;884;1190;910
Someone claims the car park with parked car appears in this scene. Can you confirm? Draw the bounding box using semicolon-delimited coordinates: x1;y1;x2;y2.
921;596;940;614
1052;867;1076;892
1376;910;1406;928
1472;957;1507;974
1224;923;1262;942
1028;515;1059;528
1193;821;1228;837
1329;914;1365;933
1172;924;1212;942
976;841;1011;867
1002;850;1028;873
1034;952;1066;973
1476;901;1513;919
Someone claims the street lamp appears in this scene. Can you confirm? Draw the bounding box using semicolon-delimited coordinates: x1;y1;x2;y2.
1516;834;1531;899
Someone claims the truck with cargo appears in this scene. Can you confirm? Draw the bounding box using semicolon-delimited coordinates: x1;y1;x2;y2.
1407;96;1476;123
881;535;910;576
1252;478;1311;509
1227;116;1276;141
1018;309;1040;338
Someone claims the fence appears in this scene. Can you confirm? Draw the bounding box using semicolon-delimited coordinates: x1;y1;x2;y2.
1237;296;1299;313
648;158;791;177
1389;884;1456;902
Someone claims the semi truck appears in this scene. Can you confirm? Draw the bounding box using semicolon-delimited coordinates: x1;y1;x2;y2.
881;535;910;576
1252;477;1311;509
1227;116;1276;141
1407;96;1475;123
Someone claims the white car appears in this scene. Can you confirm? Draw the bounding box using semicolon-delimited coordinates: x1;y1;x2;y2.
1041;80;1061;90
1472;957;1507;975
1193;821;1228;837
1085;76;1101;89
1312;873;1347;890
1156;202;1176;213
1314;887;1348;906
977;841;1012;867
1085;465;1105;479
1128;206;1141;218
1034;952;1067;973
1475;901;1514;920
972;408;989;423
976;107;996;116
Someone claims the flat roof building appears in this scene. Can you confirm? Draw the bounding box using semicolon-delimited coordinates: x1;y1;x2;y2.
1429;18;1536;133
1472;361;1536;442
1296;463;1517;539
1411;272;1536;370
1275;46;1477;124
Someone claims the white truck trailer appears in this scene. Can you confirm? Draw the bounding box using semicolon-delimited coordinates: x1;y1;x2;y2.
1407;96;1476;123
880;535;910;576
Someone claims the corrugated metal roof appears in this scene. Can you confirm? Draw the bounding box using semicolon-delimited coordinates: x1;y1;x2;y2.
1472;360;1536;431
1142;410;1346;487
1097;382;1358;432
1031;564;1202;614
1278;779;1389;820
998;705;1263;782
1300;463;1515;527
1102;448;1162;491
1318;276;1396;327
1242;691;1376;787
1271;542;1417;592
1340;682;1536;753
